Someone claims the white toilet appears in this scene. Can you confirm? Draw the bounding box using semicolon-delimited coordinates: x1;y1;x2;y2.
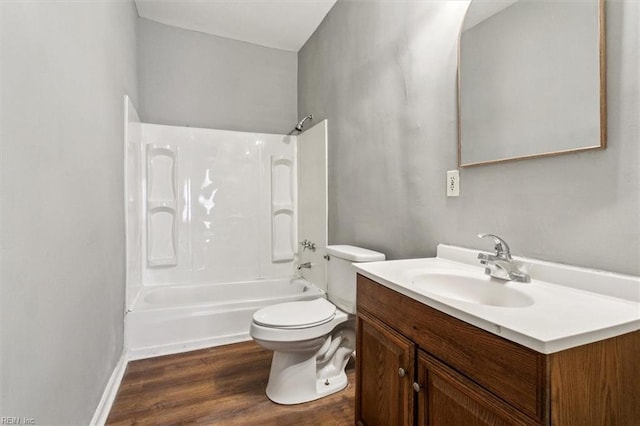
250;245;385;405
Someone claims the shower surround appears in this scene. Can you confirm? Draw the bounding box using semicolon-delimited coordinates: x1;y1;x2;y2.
124;98;324;359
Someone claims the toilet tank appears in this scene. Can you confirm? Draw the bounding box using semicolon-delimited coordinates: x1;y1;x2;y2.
326;245;385;314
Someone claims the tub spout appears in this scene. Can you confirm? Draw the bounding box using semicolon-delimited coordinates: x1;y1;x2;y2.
297;262;312;270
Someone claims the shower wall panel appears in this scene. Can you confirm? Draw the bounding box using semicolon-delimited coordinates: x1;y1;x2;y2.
139;124;296;285
270;156;295;263
189;130;261;283
146;145;178;267
125;96;143;310
260;134;298;278
297;120;328;291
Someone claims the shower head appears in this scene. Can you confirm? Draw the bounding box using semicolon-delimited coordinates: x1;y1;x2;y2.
295;114;313;132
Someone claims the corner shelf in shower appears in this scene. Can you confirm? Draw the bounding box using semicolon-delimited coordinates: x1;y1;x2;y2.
146;144;178;267
271;156;295;263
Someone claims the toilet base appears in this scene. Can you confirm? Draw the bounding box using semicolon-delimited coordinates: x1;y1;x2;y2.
265;349;349;405
313;370;349;400
263;326;355;405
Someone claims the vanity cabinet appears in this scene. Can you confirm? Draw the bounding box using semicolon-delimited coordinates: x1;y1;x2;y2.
356;311;414;425
355;274;640;426
415;350;535;425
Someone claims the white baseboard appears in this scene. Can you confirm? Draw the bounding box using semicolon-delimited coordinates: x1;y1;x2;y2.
90;352;128;426
127;333;251;361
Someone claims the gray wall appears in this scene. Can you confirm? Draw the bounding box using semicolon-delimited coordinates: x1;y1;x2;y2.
1;1;138;424
299;0;640;276
138;18;298;134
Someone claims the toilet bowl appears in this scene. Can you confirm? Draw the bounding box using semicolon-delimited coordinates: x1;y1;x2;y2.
250;245;385;404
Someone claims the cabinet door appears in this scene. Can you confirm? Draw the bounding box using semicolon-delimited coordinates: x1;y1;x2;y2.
416;350;537;426
356;312;415;426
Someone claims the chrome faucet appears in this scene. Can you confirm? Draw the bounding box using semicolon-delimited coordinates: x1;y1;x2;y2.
477;234;530;283
297;262;312;271
299;240;316;252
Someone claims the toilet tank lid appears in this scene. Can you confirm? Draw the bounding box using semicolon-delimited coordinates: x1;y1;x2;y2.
326;245;385;262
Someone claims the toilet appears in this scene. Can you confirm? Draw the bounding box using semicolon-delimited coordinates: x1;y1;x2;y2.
250;245;385;404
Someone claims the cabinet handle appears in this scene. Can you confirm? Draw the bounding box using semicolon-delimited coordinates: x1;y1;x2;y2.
413;382;421;393
398;368;406;377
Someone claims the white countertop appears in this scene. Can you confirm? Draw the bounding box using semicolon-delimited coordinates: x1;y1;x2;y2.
354;245;640;354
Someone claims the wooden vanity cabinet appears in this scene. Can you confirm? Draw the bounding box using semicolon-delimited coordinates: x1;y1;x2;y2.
356;311;415;426
416;350;537;425
355;274;640;426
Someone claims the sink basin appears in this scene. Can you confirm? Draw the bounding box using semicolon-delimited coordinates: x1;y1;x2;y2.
354;249;640;354
407;271;534;308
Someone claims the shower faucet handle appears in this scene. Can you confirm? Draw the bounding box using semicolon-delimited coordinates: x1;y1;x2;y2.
298;240;316;252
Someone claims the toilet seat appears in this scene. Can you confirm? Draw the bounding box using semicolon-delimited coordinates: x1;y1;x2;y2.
253;298;336;329
250;305;350;343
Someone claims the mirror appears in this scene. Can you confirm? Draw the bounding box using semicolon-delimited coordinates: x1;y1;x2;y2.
458;0;606;167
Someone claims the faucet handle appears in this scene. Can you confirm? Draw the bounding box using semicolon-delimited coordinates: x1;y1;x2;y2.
477;252;497;265
477;233;512;260
298;240;316;252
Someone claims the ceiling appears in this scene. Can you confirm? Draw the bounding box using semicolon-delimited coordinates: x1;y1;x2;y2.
135;0;337;52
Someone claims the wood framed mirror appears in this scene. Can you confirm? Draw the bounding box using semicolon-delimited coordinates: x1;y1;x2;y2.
458;0;606;167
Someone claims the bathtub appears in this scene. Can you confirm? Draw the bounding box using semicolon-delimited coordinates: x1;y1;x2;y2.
125;277;324;360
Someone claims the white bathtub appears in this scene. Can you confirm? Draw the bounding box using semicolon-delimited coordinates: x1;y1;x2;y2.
125;277;324;360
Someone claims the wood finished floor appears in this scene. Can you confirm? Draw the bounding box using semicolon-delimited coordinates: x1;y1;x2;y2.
107;341;355;425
